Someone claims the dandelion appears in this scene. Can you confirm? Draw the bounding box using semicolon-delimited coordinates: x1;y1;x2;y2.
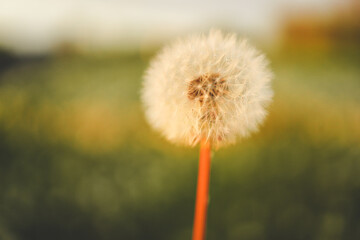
141;29;273;240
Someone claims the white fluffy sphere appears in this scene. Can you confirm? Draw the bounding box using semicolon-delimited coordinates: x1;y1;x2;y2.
142;29;273;147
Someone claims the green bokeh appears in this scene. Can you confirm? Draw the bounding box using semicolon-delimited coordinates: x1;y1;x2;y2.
0;47;359;240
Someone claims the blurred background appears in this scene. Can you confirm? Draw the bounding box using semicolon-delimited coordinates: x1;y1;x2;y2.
0;0;359;239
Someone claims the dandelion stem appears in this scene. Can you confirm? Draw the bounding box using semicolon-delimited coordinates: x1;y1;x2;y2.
192;139;211;240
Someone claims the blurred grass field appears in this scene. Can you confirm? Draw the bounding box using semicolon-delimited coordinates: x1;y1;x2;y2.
0;47;359;240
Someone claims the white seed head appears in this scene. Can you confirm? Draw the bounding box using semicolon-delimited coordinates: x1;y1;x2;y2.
141;29;273;147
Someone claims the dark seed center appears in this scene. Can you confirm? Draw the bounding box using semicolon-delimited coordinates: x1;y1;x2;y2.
187;73;228;103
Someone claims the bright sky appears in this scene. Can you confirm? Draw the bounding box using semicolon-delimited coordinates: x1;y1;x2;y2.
0;0;348;54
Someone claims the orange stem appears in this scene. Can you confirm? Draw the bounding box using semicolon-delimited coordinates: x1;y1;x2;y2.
192;139;211;240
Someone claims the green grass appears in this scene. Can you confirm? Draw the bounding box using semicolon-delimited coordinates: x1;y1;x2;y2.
0;48;359;240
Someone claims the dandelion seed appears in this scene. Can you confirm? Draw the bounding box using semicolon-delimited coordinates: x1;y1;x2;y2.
142;29;273;148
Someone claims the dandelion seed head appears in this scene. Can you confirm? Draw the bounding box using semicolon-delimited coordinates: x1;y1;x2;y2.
142;29;273;147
